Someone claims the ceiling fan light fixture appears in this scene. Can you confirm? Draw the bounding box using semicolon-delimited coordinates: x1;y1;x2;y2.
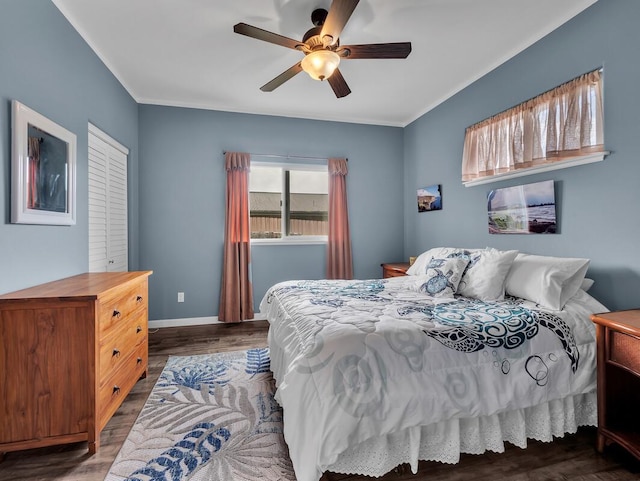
301;50;340;81
234;0;411;97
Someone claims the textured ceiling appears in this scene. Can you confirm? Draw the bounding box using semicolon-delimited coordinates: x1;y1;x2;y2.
52;0;597;127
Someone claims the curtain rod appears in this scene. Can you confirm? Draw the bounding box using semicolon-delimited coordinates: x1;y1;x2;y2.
467;67;603;130
223;151;347;162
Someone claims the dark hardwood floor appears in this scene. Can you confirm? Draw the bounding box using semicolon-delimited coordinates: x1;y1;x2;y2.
1;321;639;481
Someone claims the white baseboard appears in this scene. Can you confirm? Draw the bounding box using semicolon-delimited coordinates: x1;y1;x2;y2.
149;313;266;329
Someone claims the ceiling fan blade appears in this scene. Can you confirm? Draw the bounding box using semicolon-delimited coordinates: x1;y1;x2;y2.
338;42;412;59
234;23;303;50
327;68;351;98
320;0;360;45
260;62;303;92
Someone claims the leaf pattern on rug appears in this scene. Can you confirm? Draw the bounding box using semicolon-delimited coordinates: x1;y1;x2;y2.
141;383;253;437
125;422;231;481
254;391;283;434
104;349;296;481
157;360;229;392
245;348;270;376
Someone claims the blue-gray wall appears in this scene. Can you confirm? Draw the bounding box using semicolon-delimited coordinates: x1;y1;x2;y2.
0;0;139;294
403;0;639;311
138;105;404;320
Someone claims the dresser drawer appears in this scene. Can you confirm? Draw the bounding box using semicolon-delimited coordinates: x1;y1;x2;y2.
99;279;148;335
609;330;640;375
99;317;147;382
97;342;147;431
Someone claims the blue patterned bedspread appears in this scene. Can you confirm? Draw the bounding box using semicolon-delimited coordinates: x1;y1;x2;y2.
261;277;602;481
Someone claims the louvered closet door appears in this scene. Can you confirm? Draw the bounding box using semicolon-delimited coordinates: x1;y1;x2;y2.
88;125;129;272
106;147;128;271
89;135;108;271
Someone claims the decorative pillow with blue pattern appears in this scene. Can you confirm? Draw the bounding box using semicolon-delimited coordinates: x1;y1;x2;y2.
406;247;518;301
413;257;470;298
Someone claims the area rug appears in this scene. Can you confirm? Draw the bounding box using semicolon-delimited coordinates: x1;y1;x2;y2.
104;348;296;481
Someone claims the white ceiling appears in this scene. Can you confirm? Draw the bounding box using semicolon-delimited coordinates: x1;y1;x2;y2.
52;0;597;127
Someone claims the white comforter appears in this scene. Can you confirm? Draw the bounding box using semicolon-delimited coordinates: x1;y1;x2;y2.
260;277;606;481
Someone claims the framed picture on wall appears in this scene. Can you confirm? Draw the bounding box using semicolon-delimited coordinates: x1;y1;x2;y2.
11;100;77;225
487;180;556;234
417;184;442;212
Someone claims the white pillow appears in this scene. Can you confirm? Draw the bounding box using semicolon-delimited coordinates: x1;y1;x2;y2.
406;247;449;276
581;278;594;292
456;248;519;301
414;257;470;298
505;253;590;310
407;247;518;300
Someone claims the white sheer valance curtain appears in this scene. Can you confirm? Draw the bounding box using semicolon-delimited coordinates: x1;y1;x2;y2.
462;69;604;184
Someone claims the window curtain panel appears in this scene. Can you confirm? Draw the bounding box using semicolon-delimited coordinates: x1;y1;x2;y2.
219;152;254;322
462;69;604;182
326;158;353;279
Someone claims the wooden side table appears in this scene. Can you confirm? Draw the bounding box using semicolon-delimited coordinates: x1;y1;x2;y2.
381;262;410;278
591;309;640;459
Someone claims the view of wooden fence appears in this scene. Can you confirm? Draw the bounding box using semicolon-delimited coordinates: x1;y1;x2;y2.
250;217;327;237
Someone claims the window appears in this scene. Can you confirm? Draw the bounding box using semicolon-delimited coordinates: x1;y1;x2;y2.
249;163;328;242
462;69;605;186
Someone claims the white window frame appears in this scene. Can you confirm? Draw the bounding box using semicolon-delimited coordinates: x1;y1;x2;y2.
250;161;328;246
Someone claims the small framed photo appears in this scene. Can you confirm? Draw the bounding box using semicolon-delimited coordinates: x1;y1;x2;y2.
417;184;442;212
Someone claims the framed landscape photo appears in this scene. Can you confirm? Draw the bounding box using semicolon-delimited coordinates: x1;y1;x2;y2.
487;180;556;234
417;184;442;212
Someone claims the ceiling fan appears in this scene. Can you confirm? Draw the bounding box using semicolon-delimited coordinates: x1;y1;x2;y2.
233;0;412;98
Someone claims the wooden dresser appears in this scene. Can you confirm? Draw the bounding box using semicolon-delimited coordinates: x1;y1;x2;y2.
381;262;410;278
591;309;640;460
0;271;152;456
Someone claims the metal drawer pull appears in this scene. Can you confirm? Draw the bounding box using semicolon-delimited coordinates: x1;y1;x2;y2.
112;348;120;357
137;357;143;364
113;310;121;318
136;326;142;333
112;385;121;395
136;296;143;303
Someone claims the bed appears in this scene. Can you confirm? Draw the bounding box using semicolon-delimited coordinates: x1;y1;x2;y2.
259;248;608;481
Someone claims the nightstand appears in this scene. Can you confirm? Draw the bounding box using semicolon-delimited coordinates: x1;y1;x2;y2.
381;262;410;278
591;309;640;459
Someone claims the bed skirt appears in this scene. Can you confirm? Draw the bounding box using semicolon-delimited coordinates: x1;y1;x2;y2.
324;391;597;477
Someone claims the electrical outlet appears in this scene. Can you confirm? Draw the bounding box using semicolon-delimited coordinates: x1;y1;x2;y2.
177;292;184;303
